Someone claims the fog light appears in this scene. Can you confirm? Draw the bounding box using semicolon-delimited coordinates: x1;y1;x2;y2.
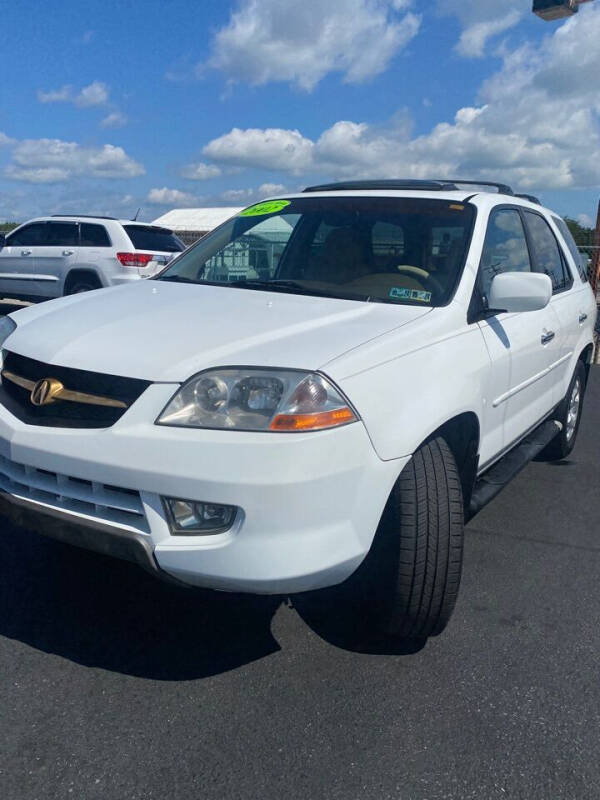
163;497;238;535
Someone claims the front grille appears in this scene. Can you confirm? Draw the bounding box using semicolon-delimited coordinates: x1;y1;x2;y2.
0;352;150;428
0;453;149;534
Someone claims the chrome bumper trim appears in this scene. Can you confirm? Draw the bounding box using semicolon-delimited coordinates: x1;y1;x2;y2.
0;490;184;586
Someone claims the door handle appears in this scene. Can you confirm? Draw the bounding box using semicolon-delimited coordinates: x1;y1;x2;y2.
21;250;32;256
541;330;555;345
579;313;588;324
62;250;74;256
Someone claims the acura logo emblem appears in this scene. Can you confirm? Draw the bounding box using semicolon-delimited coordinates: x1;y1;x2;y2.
30;378;64;406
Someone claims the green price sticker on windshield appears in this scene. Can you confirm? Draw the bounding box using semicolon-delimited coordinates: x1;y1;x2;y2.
239;200;291;217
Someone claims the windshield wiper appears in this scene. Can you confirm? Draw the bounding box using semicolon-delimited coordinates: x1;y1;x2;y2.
155;275;372;301
229;279;370;301
156;275;201;284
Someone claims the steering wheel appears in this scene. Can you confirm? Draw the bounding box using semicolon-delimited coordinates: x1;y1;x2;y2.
394;265;445;298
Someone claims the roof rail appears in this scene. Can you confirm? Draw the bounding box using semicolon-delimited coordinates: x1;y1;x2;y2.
51;214;118;220
303;180;459;193
434;180;514;195
303;179;515;195
515;193;542;205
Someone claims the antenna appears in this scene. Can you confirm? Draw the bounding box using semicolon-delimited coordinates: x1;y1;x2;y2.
133;207;141;221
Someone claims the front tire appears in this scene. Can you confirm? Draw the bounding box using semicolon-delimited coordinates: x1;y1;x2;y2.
346;436;465;640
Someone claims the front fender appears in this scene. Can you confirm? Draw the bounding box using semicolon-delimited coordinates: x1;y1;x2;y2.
325;316;490;462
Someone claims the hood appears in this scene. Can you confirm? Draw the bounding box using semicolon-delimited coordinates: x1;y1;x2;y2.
6;281;431;382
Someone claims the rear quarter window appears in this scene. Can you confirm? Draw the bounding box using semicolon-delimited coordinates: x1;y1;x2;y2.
123;225;184;253
523;211;572;293
552;216;588;282
80;223;111;247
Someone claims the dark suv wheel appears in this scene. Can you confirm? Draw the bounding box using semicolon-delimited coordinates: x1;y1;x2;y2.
64;273;102;295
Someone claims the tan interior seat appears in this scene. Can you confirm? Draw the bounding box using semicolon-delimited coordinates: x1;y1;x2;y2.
312;227;370;283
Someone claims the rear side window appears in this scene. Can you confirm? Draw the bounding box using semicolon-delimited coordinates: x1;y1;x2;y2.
123;225;184;253
7;222;48;246
523;211;572;293
45;222;79;247
552;216;588;282
479;209;531;298
80;223;111;247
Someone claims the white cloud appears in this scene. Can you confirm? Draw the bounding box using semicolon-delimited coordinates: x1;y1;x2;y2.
179;162;222;180
4;166;71;184
147;187;199;206
4;138;144;183
0;186;153;223
208;0;421;90
37;85;73;103
75;81;109;107
100;111;128;129
437;0;524;57
0;132;15;147
577;213;595;228
456;10;522;58
37;81;109;107
203;127;314;173
219;188;254;203
258;183;287;196
201;6;600;192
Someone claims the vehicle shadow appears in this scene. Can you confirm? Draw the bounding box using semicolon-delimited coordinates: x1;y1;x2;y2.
0;523;282;680
0;522;426;678
292;592;428;656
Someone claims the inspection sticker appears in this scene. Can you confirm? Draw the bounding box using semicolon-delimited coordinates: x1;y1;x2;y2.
390;287;432;303
239;200;291;217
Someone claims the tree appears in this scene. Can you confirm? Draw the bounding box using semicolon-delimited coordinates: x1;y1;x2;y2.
563;216;595;247
0;222;19;233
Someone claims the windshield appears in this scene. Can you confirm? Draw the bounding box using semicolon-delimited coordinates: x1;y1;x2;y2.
156;197;475;306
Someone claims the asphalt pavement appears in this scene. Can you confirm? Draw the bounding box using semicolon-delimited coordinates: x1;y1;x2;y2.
1;369;599;800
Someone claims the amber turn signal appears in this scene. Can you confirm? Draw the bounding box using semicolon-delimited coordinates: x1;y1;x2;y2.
269;407;356;432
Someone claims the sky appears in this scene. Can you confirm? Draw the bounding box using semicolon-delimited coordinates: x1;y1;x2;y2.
0;0;599;226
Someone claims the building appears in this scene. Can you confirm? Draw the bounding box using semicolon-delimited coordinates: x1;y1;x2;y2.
152;207;244;246
152;206;295;281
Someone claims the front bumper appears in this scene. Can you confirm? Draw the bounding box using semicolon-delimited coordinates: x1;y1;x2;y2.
0;491;163;578
0;383;408;594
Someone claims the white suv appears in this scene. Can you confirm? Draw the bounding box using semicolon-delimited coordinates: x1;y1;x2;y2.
0;181;596;643
0;215;184;300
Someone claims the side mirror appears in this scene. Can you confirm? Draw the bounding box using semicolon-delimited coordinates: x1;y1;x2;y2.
488;271;552;313
0;233;6;248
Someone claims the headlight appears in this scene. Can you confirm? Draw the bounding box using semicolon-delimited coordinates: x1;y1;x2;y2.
0;316;16;367
0;316;16;349
156;368;358;432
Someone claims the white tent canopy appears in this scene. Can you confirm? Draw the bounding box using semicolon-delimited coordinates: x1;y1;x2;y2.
152;207;295;247
152;207;244;233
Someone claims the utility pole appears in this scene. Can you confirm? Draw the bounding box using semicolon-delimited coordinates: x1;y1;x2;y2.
592;200;600;294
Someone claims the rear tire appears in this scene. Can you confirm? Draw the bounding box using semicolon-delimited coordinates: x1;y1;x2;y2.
540;361;586;461
64;274;101;295
344;436;465;640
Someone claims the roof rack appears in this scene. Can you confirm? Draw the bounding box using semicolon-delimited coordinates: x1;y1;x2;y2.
515;193;542;205
434;180;514;195
303;179;515;195
51;214;118;220
303;180;458;193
